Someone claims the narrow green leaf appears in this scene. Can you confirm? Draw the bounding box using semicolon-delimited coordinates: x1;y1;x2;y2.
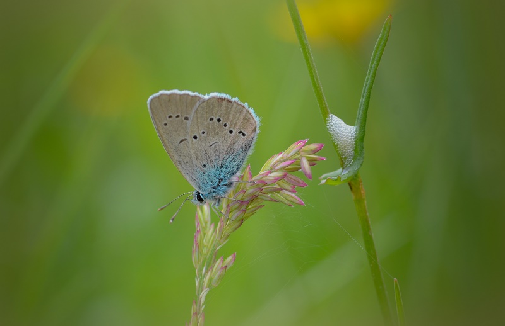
340;15;392;181
319;177;346;186
319;169;347;185
394;278;406;326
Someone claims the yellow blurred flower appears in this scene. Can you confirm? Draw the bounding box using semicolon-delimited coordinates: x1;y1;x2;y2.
270;0;392;44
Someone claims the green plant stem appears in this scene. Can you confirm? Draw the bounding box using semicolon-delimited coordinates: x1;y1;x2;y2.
286;0;331;122
394;278;405;326
286;0;341;166
349;174;392;325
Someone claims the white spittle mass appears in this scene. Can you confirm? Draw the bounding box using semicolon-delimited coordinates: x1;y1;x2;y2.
326;114;356;167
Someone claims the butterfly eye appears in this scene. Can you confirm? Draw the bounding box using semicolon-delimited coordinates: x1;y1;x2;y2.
196;192;204;203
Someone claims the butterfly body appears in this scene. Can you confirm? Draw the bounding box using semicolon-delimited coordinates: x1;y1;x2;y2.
148;90;259;207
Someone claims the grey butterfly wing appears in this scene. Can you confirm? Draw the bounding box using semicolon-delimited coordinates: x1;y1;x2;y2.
187;95;259;194
148;91;204;189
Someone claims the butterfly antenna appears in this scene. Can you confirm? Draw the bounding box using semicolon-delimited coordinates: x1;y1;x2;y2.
158;191;193;211
221;196;248;205
170;194;192;223
211;205;229;220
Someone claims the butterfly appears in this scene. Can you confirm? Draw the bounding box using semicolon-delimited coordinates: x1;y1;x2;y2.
148;90;259;221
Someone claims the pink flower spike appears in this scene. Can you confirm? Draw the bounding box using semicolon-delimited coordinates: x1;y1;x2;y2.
258;193;280;202
276;179;297;193
194;229;200;244
300;156;312;180
252;171;270;181
304;154;326;161
214;257;224;272
244;186;263;197
283;139;308;159
279;190;305;206
235;199;250;211
243;205;264;219
258;171;287;184
284;174;308;187
269;192;294;207
296;139;309;146
301;143;324;155
244;165;253;180
260;186;284;194
224;252;236;268
230;209;247;221
274;159;296;170
218;217;226;234
192;242;199;267
227;198;243;212
263;152;283;170
282;165;301;172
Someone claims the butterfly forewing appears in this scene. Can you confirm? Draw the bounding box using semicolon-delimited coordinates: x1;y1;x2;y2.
187;95;259;192
148;91;204;189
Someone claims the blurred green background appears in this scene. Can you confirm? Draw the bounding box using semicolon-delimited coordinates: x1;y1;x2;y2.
1;0;505;325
